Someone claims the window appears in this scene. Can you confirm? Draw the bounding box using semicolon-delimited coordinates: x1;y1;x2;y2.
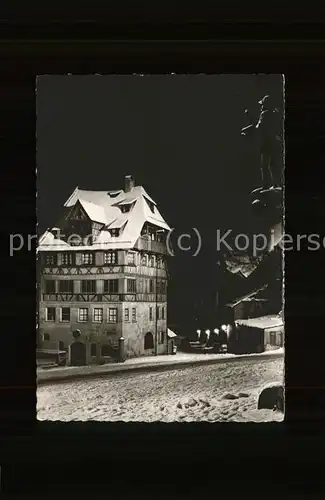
270;332;276;345
109;229;120;237
148;255;155;267
157;307;160;320
124;308;130;321
45;254;56;265
59;341;65;350
93;308;103;323
121;203;132;213
161;281;167;294
127;279;136;293
104;251;117;265
149;306;153;321
149;279;154;293
162;306;165;320
144;332;154;350
101;345;111;356
108;308;118;323
127;252;136;265
46;307;56;321
78;308;88;322
81;280;96;293
61;307;70;322
44;280;56;294
58;280;74;294
160;331;165;344
132;308;136;322
104;279;118;293
141;254;147;266
91;343;97;356
81;253;93;265
42;333;50;341
61;253;73;265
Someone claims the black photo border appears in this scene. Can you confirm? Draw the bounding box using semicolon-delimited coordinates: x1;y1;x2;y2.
1;15;325;494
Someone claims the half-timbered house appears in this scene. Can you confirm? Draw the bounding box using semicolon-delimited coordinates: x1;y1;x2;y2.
37;175;171;361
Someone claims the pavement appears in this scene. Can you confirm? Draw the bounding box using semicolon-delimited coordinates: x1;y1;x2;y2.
37;348;284;385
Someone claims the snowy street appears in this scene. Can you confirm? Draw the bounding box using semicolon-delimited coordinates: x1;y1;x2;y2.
37;356;284;422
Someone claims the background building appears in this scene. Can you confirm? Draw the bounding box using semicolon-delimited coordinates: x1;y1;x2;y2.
37;175;171;361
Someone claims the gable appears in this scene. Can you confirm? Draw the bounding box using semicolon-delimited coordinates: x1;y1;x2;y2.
65;201;89;221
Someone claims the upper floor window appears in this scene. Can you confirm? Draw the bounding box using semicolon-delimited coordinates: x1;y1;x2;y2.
104;279;118;294
148;255;155;267
132;307;137;322
127;252;136;265
149;279;154;293
44;280;56;294
45;254;56;266
81;280;96;294
162;307;165;320
61;253;73;265
58;280;74;294
104;251;117;265
81;253;93;265
124;308;130;321
127;279;136;293
141;254;148;266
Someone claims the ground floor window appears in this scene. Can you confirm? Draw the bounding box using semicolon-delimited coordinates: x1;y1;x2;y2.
160;331;165;344
46;307;56;321
78;308;88;322
144;331;154;350
60;307;70;322
93;308;103;323
59;341;64;350
42;333;50;341
108;308;118;323
91;343;97;356
132;307;136;322
101;344;110;356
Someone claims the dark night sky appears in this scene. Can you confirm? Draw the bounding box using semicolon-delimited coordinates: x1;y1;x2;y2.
36;74;283;324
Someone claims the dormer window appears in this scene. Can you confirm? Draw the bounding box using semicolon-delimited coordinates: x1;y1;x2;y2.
108;191;122;198
110;228;120;237
120;202;134;214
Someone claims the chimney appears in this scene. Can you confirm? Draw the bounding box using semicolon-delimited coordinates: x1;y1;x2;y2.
125;175;135;193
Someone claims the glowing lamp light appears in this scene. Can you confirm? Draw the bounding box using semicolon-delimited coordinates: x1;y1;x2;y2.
214;328;219;334
196;329;201;334
205;329;210;334
221;324;227;332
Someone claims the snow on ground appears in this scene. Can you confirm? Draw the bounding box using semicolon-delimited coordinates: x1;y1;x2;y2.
37;348;284;375
37;356;284;423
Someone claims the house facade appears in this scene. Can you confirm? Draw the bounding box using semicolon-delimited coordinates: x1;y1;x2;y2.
37;175;171;361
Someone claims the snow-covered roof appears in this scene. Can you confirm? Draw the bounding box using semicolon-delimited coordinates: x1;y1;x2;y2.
235;314;283;330
227;285;268;308
38;177;171;251
167;328;178;338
